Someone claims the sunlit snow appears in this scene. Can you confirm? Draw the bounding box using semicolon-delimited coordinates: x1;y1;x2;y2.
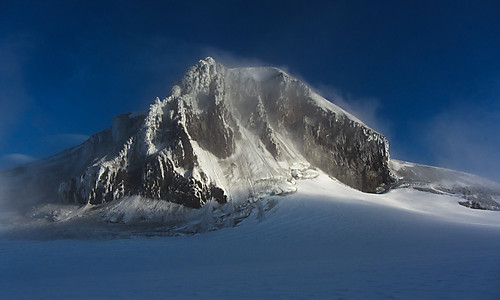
1;171;499;298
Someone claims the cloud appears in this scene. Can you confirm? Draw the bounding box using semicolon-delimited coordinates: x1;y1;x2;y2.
200;47;298;76
0;153;37;169
0;134;89;171
0;133;90;173
200;47;269;69
311;84;393;138
425;104;500;183
200;48;393;137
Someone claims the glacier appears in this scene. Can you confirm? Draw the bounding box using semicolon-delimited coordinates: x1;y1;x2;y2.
1;171;500;298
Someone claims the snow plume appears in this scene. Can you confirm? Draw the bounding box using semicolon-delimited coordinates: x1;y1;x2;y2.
201;47;270;69
200;47;297;78
425;103;500;184
201;48;313;87
312;84;392;138
198;49;392;139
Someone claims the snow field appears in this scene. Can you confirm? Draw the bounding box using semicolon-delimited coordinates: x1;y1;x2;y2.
1;173;499;298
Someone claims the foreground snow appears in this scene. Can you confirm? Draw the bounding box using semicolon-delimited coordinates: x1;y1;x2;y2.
1;173;500;298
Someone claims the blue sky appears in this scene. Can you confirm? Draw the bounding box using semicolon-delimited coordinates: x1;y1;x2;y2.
1;0;499;182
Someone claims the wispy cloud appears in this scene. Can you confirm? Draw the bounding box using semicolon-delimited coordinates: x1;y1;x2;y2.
201;47;269;69
0;134;90;170
200;47;300;78
311;84;392;138
200;48;394;139
0;153;37;169
425;103;500;183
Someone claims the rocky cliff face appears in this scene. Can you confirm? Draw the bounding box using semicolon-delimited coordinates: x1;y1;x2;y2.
5;58;394;209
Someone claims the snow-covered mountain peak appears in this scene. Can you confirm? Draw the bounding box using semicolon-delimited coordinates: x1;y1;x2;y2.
1;57;499;241
180;57;223;95
1;58;395;210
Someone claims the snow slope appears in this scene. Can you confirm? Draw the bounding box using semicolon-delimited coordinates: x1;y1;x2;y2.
390;159;500;210
1;172;499;299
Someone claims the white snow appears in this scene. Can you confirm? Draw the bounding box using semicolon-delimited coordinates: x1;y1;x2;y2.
1;172;500;298
390;158;500;191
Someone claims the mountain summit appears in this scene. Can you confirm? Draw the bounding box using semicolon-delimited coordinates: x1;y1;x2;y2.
3;58;393;209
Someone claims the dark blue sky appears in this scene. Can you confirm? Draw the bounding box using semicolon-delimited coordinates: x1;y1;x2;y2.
1;0;499;182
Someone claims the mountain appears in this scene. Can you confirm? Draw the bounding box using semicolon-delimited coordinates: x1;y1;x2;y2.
0;57;498;236
1;58;393;207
